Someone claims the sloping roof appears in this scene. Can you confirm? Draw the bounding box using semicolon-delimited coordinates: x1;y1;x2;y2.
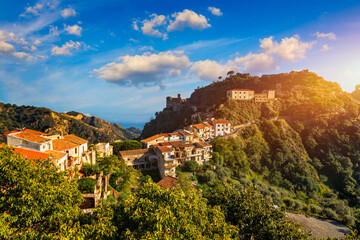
158;176;178;189
63;134;88;145
46;150;67;160
212;119;230;124
196;142;212;148
161;142;172;146
141;134;163;143
4;129;48;136
53;139;79;151
202;122;213;128
14;147;50;160
157;146;173;153
229;89;254;91
193;124;206;129
178;130;193;136
12;131;51;144
119;148;152;156
169;141;186;148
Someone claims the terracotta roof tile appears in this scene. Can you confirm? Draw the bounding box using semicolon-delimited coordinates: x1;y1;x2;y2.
45;150;67;160
141;134;163;143
53;139;79;151
119;148;152;156
12;132;51;144
4;129;48;136
157;146;173;153
193;124;206;129
212;119;230;124
203;122;213;128
63;134;88;145
14;147;50;160
158;176;178;189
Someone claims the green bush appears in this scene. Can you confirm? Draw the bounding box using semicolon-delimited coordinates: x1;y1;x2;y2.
78;178;97;193
322;208;338;220
183;160;199;172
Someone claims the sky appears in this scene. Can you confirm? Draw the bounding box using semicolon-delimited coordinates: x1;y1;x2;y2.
1;0;360;129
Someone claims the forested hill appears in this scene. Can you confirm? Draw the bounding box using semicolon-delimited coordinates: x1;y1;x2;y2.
0;104;141;143
141;70;357;138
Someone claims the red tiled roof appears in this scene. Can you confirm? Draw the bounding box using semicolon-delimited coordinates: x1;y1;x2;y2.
212;119;230;124
119;148;152;156
158;176;178;189
178;130;193;136
202;122;213;128
45;150;67;160
161;142;172;146
4;129;48;136
196;142;212;148
14;147;50;160
53;139;79;151
141;134;163;143
63;134;88;145
12;131;51;144
193;124;205;129
157;146;173;153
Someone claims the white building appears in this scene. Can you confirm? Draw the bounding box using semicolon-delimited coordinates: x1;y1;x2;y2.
210;119;231;137
227;89;255;100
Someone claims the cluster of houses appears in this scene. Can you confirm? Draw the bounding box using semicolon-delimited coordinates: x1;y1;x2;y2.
3;128;112;174
227;89;276;102
119;118;231;179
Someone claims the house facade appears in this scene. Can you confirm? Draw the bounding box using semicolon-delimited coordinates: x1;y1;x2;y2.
210;119;231;137
227;89;255;100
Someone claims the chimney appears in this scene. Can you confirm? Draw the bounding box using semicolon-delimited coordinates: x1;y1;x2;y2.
177;94;181;98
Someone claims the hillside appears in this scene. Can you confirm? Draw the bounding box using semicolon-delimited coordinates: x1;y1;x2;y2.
140;70;360;228
0;104;141;143
141;70;357;138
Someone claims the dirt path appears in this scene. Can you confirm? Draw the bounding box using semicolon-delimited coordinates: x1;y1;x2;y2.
285;212;350;239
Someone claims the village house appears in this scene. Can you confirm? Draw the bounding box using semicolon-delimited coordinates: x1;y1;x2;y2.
96;142;114;157
155;146;178;179
227;89;255;100
227;89;276;103
210;119;231;137
4;128;97;172
119;148;158;170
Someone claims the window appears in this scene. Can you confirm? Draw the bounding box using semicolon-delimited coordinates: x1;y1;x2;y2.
75;148;77;154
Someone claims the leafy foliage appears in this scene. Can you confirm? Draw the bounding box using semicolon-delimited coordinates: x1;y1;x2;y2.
110;140;142;155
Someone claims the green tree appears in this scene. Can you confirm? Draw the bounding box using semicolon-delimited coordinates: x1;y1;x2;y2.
78;177;97;193
113;179;238;239
204;184;309;239
110;140;142;155
184;159;200;172
0;145;115;239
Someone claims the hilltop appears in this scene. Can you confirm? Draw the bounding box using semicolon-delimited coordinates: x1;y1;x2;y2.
0;103;141;143
141;70;357;138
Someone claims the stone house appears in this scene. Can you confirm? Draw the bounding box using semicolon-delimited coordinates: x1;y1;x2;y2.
227;89;255;100
210;119;231;137
119;148;158;170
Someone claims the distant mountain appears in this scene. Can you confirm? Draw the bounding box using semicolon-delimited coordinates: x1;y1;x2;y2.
0;104;140;143
126;127;142;136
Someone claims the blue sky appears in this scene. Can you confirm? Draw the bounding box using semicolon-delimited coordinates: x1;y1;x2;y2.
0;0;360;128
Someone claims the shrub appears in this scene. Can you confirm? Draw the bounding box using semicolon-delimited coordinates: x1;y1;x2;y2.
322;208;338;220
78;178;97;193
310;204;322;214
184;160;199;172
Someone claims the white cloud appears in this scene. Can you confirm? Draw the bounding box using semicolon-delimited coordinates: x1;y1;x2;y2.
93;51;191;86
0;31;6;41
13;52;28;60
61;8;76;18
30;45;37;51
132;21;139;31
167;9;211;31
49;25;60;36
51;40;82;56
260;35;315;62
21;3;44;16
34;39;41;45
65;24;82;36
234;53;278;73
7;32;28;45
140;14;168;40
208;7;222;16
321;44;332;52
315;32;336;40
190;60;235;81
0;41;15;54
